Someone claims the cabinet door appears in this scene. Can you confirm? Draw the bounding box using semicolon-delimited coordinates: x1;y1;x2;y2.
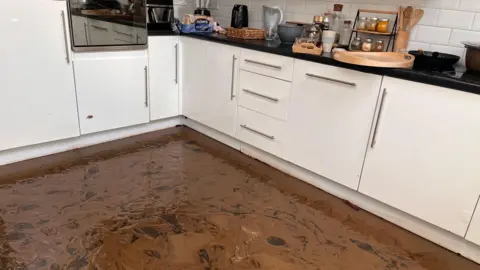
74;51;149;134
0;1;80;151
286;59;382;190
466;206;480;245
88;19;113;45
148;36;179;120
72;15;89;45
360;77;480;236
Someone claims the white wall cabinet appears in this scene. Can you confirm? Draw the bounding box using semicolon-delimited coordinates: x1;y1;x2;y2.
182;37;240;137
359;77;480;236
286;60;382;190
148;36;179;120
0;1;80;151
73;51;150;134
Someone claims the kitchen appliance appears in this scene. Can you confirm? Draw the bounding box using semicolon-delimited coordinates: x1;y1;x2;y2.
147;0;174;31
263;5;283;40
194;0;211;16
463;42;480;72
408;50;460;71
277;23;303;43
231;5;248;28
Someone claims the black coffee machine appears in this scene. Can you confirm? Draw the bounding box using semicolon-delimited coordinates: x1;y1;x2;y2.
147;0;174;31
231;5;248;28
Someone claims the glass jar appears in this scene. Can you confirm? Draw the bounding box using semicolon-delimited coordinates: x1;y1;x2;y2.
350;37;363;51
373;40;385;52
301;24;322;44
366;17;378;32
357;17;367;30
331;4;344;34
362;38;373;52
377;18;389;33
339;20;353;46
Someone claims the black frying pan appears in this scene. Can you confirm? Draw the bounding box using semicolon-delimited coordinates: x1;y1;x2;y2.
409;50;460;71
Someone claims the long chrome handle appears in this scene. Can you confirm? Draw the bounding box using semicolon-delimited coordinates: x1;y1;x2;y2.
306;73;356;87
144;66;148;107
230;55;237;100
175;43;178;84
83;22;89;45
243;89;279;102
371;89;387;148
60;11;70;64
113;30;133;37
91;25;108;31
244;59;281;70
240;125;274;140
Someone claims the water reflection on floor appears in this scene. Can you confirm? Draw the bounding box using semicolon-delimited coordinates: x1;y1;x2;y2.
0;127;478;269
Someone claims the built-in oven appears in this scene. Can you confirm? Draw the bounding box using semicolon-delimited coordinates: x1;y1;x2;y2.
67;0;148;52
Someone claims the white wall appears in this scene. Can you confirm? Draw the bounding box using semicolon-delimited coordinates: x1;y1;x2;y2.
174;0;480;66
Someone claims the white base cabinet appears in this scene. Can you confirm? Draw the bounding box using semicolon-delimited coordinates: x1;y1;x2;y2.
73;51;149;134
0;1;80;151
286;60;382;190
359;77;480;236
148;36;179;120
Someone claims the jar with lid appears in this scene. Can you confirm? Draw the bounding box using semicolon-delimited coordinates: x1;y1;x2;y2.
362;38;373;52
339;20;353;46
350;37;363;51
377;18;390;33
373;40;385;52
366;17;378;31
331;4;344;34
301;24;322;45
357;17;367;30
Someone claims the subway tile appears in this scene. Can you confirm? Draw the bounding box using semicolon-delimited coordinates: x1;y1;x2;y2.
429;44;465;58
406;41;430;51
286;0;306;14
423;0;460;9
414;25;451;45
449;29;480;47
459;0;480;12
437;10;475;29
473;13;480;30
418;8;439;26
304;0;327;15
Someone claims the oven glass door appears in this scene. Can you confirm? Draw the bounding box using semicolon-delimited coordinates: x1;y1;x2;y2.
68;0;147;50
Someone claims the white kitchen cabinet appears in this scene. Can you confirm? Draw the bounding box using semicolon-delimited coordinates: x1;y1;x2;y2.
0;1;80;151
286;59;382;190
148;36;179;120
73;51;149;134
360;77;480;236
181;37;240;137
72;15;89;45
466;205;480;245
88;19;113;45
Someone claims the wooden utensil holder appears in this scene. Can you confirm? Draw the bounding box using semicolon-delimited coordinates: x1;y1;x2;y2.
394;30;410;52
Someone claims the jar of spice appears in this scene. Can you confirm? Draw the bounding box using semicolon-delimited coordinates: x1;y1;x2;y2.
373;40;385;52
357;16;367;30
366;17;378;31
362;38;373;52
377;18;390;33
350;37;363;51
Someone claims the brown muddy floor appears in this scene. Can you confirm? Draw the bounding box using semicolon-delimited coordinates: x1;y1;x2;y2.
0;127;479;270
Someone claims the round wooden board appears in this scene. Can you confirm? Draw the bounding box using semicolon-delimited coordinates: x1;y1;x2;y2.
333;51;415;69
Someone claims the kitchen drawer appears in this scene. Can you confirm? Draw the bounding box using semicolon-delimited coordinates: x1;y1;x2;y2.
111;23;134;43
238;70;291;121
236;107;286;158
240;49;294;81
89;18;111;30
293;59;364;88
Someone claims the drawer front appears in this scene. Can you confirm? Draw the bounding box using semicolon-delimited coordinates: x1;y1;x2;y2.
89;19;111;30
238;70;291;121
236;107;286;158
111;23;134;43
240;49;294;81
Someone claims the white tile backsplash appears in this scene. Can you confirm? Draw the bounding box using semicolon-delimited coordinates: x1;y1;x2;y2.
436;10;475;29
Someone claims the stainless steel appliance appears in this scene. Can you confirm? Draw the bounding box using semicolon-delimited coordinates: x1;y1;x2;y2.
68;0;148;52
147;0;174;32
194;0;210;16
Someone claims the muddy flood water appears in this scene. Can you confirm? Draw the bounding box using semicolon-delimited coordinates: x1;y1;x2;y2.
0;127;478;269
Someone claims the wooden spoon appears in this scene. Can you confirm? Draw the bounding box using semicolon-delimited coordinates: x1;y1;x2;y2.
398;6;404;31
403;6;413;30
408;9;424;31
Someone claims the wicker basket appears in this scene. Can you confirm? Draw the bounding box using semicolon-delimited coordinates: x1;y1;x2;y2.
226;28;265;40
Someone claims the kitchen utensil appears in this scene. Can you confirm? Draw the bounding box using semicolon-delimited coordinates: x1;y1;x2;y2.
463;42;480;72
407;9;424;31
263;5;284;40
322;30;336;52
333;51;415;68
278;23;303;43
398;7;404;31
409;50;460;70
394;30;410;52
403;6;413;30
231;5;248;28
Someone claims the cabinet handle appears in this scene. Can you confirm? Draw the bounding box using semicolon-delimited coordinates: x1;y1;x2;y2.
240;125;274;140
306;73;356;87
144;66;148;107
136;34;140;44
243;89;279;102
244;59;281;70
175;43;178;84
370;88;387;148
60;11;70;64
83;22;89;45
230;55;237;100
113;30;133;37
91;25;108;31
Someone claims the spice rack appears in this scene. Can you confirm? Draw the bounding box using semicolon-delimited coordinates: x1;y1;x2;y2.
348;9;399;52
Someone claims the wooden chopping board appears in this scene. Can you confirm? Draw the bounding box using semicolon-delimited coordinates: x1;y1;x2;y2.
333;51;415;69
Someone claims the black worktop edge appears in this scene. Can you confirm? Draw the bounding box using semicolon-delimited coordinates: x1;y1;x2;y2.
72;12;146;29
179;33;480;95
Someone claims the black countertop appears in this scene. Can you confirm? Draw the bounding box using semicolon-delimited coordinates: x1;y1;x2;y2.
72;11;146;29
177;33;480;95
